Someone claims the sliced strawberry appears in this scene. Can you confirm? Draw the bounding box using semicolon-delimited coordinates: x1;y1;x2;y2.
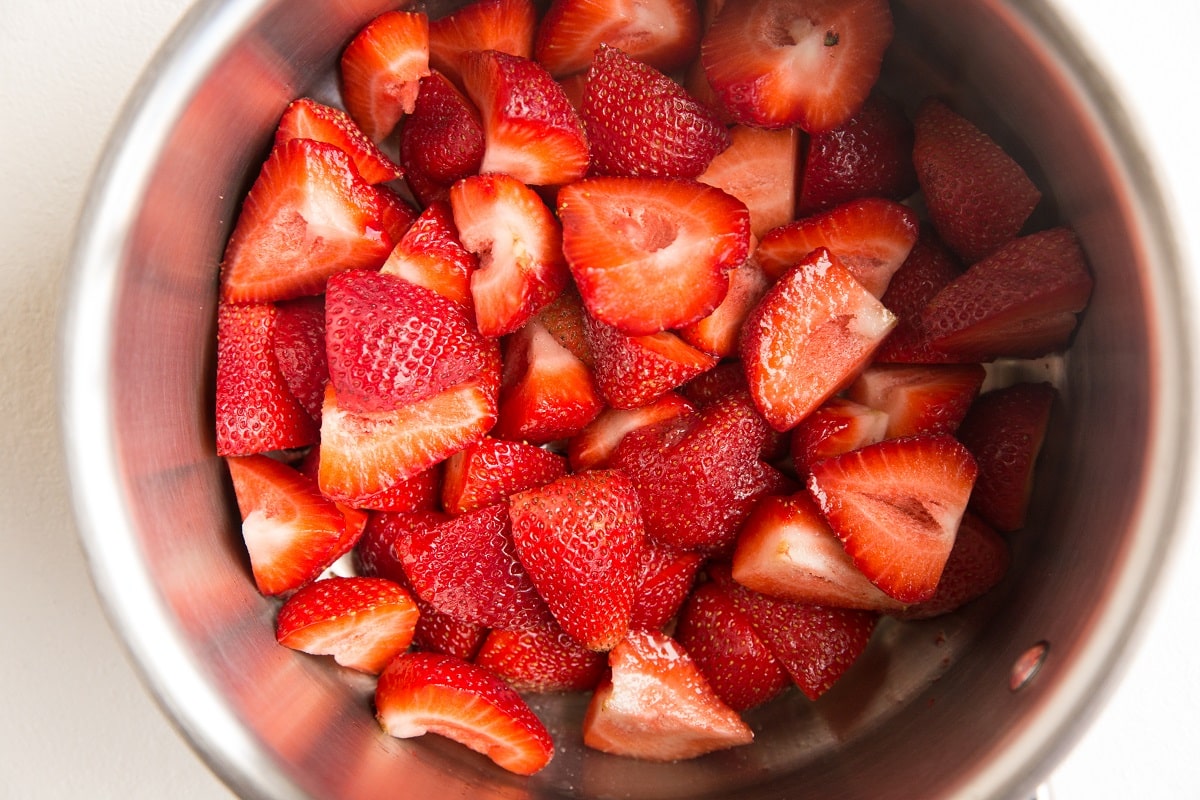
219;138;392;303
582;630;754;761
807;433;978;604
301;439;443;513
581;44;730;179
225;454;345;596
535;0;701;78
380;199;477;309
374;184;420;242
955;381;1057;532
474;621;605;693
459;49;589;186
441;436;568;514
585;317;718;410
678;255;771;358
275;575;419;674
740;247;897;432
558;176;751;335
509;470;646;651
340;10;431;142
847;363;986;439
789;397;888;476
428;0;537;84
700;0;893;132
376;651;554;776
531;284;593;366
873;224;964;363
275;97;402;184
397;71;485;206
450;172;569;337
698;125;800;238
630;541;704;631
676;360;749;408
896;512;1010;620
567;392;695;471
913;98;1042;264
755;197;920;295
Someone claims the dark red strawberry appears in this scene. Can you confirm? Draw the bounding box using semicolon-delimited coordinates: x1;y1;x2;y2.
789;397;888;476
585;317;718;410
678;256;771;358
428;0;537;85
630;541;704;631
441;436;568;514
896;512;1010;619
698;125;800;238
398;71;484;205
535;0;701;78
847;363;986;439
275;97;402;184
340;10;430;142
676;360;749;408
873;225;964;363
474;621;605;693
567;392;695;471
379;199;477;310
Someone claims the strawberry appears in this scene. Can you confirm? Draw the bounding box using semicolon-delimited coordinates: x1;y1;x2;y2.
532;284;593;366
397;72;485;206
301;440;443;513
846;363;986;439
324;269;490;413
271;297;327;425
459;49;590;186
678;255;771;359
755;197;920;295
676;359;749;408
630;542;704;631
376;651;555;776
450;172;569;337
275;575;419;674
581;44;731;179
585;317;718;410
913;98;1042;263
441;436;568;514
218;138;392;303
807;433;978;604
379;199;477;309
558;176;751;335
954;381;1057;532
374;184;420;242
225;454;345;596
473;621;605;693
340;10;431;142
428;0;537;85
797;91;918;215
896;512;1010;620
873;225;964;363
789;397;888;476
700;0;894;132
567;392;695;471
698;125;800;238
740;247;897;432
582;630;754;761
534;0;701;78
275;98;402;184
509;470;647;651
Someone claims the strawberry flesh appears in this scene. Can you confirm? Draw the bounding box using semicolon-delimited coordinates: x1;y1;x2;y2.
275;97;402;184
535;0;701;78
340;10;431;142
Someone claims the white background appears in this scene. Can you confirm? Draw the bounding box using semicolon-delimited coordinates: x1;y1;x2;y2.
1;0;1196;797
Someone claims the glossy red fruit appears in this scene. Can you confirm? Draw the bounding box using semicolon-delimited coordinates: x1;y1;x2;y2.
340;10;431;142
379;199;477;310
678;256;772;359
698;125;801;238
375;185;420;242
474;621;605;693
789;397;888;476
847;363;986;439
272;296;328;425
441;436;568;514
275;97;402;184
534;0;701;78
896;512;1010;620
873;225;964;363
428;0;537;84
567;392;695;471
630;542;705;631
584;317;718;410
398;71;485;205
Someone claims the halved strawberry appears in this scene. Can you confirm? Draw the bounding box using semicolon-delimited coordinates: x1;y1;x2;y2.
740;247;897;432
954;381;1057;532
558;176;751;336
582;630;754;761
376;651;555;776
896;512;1010;620
225;454;345;596
755;197;920;295
275;575;419;674
873;224;963;363
678;255;771;358
534;0;701;78
441;436;568;514
380;199;477;309
807;433;978;603
218;138;392;303
459;49;590;186
581;44;730;179
397;72;485;206
474;621;605;693
630;541;704;631
340;10;431;142
700;0;894;132
275;98;402;184
585;317;718;410
509;470;646;651
913;98;1042;264
847;363;986;439
567;392;695;471
698;125;800;238
450;173;570;337
788;397;888;476
428;0;537;84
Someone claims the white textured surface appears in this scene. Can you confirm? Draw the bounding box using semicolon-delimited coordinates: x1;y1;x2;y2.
0;0;1195;798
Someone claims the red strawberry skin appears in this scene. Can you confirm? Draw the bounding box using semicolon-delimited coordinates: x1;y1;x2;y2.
896;512;1010;620
272;296;328;425
630;542;704;631
441;436;568;514
567;392;695;472
398;71;485;205
584;317;718;410
847;362;986;439
789;397;888;476
380;199;477;309
340;10;431;142
474;622;605;693
275;97;402;184
873;225;964;363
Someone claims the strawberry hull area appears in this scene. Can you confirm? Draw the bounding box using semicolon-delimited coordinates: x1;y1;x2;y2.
59;1;1191;800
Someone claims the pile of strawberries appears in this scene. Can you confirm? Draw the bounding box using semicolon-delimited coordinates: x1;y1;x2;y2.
215;0;1093;777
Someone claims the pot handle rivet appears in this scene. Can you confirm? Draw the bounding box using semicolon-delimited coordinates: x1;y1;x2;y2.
1010;641;1050;691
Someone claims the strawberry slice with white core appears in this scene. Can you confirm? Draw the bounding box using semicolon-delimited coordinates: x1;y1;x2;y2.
808;433;978;604
275;576;419;674
380;199;477;309
275;98;402;184
700;0;894;132
678;254;771;358
340;10;431;142
428;0;537;84
535;0;701;78
558;176;751;335
698;125;800;238
585;317;718;410
376;651;555;776
847;362;986;439
567;392;695;471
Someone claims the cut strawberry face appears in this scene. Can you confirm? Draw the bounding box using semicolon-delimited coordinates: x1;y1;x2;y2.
275;575;419;674
581;630;754;761
219;138;392;304
275;98;402;184
340;10;431;142
376;651;555;776
847;363;986;439
380;199;477;309
441;436;568;514
740;247;897;432
678;256;771;358
428;0;537;84
789;397;888;476
567;392;695;471
585;317;718;410
698;125;800;238
459;49;590;186
532;284;593;365
896;512;1010;620
873;225;964;363
701;0;894;132
807;433;978;604
630;541;704;631
535;0;701;78
559;177;751;335
582;44;731;179
474;621;606;693
397;72;485;206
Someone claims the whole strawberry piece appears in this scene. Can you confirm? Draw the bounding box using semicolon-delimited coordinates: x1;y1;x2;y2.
534;0;700;78
340;10;431;142
398;71;485;205
474;621;605;693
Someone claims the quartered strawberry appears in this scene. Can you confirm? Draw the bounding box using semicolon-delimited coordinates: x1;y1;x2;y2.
676;360;749;408
896;512;1010;620
807;433;978;604
325;269;490;413
509;470;647;651
532;284;593;366
740;247;897;432
678;256;771;358
789;397;888;476
348;465;444;514
847;363;986;439
275;98;402;184
450;173;569;337
955;381;1057;532
219;138;392;304
474;621;605;693
459;49;590;186
534;0;701;78
275;575;419;674
225;454;345;596
797;91;918;215
630;541;704;631
340;10;431;142
441;436;568;514
379;199;477;309
913;98;1042;264
700;0;893;132
567;392;695;471
581;44;731;179
585;317;718;410
374;185;420;242
271;297;328;424
755;197;920;295
428;0;537;84
873;225;963;363
397;71;485;206
376;651;555;776
582;630;754;761
559;177;751;335
698;125;800;238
